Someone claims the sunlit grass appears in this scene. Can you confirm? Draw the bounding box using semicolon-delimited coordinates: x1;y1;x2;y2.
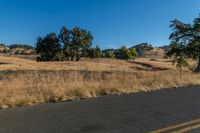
0;55;199;108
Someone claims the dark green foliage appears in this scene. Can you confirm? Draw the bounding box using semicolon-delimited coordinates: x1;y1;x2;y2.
176;57;189;69
118;46;137;60
129;48;138;59
36;26;94;61
71;27;93;61
102;49;115;58
168;14;200;72
59;26;93;61
36;33;61;61
102;47;137;60
88;45;102;58
94;45;102;58
167;43;185;62
118;46;131;60
106;51;115;59
167;43;189;69
35;25;141;62
59;27;71;60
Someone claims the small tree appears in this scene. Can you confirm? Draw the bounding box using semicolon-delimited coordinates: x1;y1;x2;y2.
94;45;102;58
176;57;189;80
129;48;138;59
118;46;137;60
118;46;130;60
88;45;102;58
107;51;115;59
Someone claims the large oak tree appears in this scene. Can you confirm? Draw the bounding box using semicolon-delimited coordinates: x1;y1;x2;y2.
59;26;93;61
169;14;200;72
35;33;61;61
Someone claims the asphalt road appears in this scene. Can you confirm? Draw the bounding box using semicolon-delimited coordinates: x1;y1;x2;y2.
0;86;200;133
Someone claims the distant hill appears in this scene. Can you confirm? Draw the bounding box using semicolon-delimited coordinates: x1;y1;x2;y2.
142;48;165;58
130;43;154;56
159;45;170;53
0;43;35;55
8;44;35;55
102;43;166;59
9;44;34;50
130;43;170;58
0;44;10;53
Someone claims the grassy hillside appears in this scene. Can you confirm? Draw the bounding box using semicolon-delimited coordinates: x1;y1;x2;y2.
0;55;176;71
0;44;9;52
0;55;199;108
142;48;165;58
0;44;35;55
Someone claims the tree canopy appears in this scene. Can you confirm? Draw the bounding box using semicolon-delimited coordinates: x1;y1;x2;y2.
167;14;200;72
59;26;93;61
36;33;61;61
118;46;137;60
36;27;93;61
35;26;139;61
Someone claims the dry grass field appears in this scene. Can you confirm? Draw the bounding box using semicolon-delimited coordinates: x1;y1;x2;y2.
0;55;200;108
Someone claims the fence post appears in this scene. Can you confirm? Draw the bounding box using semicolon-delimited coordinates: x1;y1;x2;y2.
180;68;182;82
191;71;193;80
153;67;156;85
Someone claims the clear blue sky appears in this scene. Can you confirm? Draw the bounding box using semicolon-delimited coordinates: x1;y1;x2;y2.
0;0;200;49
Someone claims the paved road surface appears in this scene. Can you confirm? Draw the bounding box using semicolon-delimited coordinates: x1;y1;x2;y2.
0;86;200;133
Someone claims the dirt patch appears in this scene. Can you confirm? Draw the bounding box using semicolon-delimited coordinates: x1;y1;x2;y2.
131;61;170;71
0;62;10;65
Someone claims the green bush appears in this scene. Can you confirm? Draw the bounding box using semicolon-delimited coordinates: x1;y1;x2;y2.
118;46;137;60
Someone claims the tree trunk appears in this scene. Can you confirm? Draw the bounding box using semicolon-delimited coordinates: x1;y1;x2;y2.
195;57;200;72
71;56;74;61
76;55;81;61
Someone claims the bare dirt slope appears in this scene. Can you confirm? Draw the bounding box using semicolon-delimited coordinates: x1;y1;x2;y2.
142;48;165;58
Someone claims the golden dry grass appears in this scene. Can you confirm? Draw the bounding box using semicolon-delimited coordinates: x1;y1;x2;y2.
0;55;199;108
142;48;165;58
0;56;140;72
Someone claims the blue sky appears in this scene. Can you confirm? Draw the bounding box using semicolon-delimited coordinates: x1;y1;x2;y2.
0;0;200;49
